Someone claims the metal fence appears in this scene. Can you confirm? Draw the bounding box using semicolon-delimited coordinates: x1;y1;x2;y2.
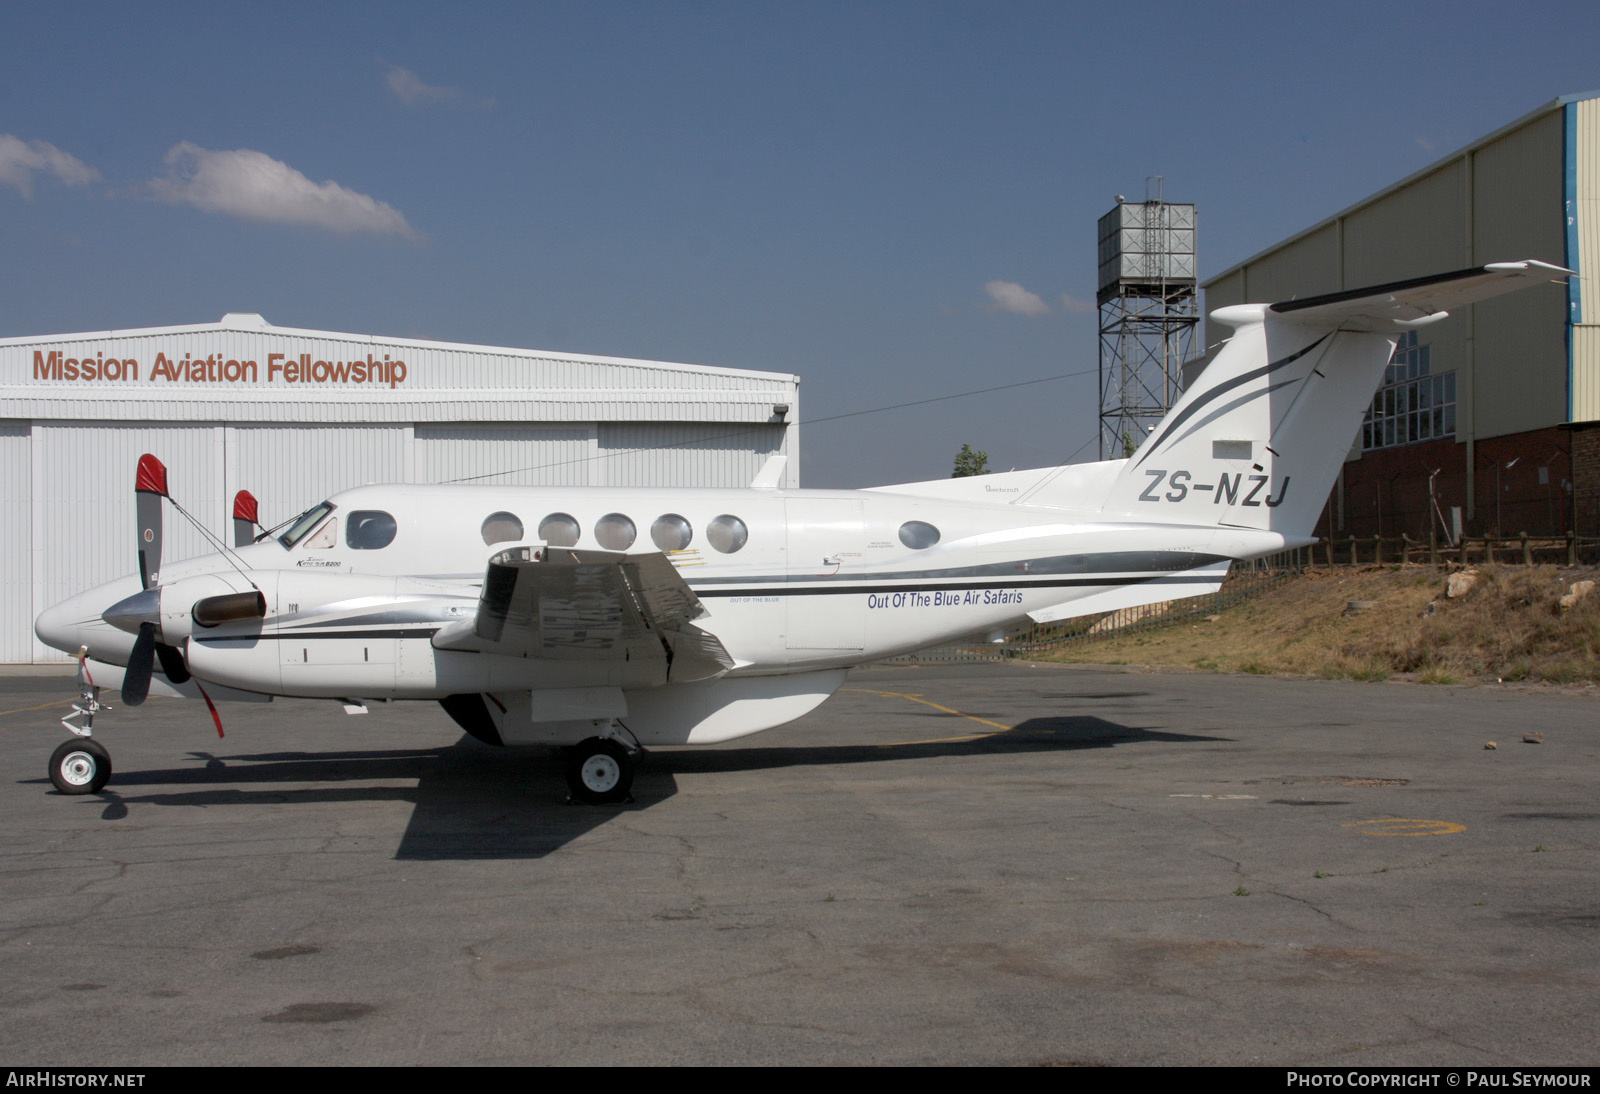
1314;531;1600;567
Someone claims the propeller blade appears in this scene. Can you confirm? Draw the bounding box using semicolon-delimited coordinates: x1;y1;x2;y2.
135;454;169;591
232;490;260;548
155;641;190;684
123;622;156;706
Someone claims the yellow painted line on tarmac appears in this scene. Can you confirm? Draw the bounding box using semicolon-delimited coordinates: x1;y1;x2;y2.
1342;818;1466;836
841;687;1014;745
0;699;76;720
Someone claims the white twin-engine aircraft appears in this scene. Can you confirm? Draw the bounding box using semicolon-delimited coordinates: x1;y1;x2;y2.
34;261;1571;802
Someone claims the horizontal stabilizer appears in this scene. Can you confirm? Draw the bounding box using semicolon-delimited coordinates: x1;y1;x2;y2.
1213;259;1575;333
1027;560;1230;624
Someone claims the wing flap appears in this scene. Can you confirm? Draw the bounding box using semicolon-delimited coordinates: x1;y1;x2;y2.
434;545;733;681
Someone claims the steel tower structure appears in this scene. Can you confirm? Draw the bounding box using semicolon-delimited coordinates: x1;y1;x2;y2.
1097;181;1198;459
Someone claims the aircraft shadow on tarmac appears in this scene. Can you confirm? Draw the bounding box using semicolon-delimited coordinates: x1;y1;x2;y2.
36;715;1226;860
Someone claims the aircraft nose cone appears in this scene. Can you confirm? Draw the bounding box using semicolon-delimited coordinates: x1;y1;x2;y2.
102;588;161;635
34;598;86;654
35;576;147;662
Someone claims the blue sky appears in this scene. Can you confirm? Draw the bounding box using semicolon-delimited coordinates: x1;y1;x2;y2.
4;1;1599;486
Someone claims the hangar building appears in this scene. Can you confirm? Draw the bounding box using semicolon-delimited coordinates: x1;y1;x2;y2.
0;313;800;662
1202;90;1600;544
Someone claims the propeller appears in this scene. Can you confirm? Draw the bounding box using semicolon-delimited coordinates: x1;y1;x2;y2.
135;454;167;590
124;456;170;705
124;622;157;706
233;490;260;548
112;456;267;706
156;641;191;684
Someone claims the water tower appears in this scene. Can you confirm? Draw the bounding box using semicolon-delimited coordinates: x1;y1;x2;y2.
1097;179;1198;459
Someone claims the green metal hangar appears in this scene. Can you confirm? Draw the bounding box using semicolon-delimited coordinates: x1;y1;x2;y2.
1202;90;1600;543
0;313;799;662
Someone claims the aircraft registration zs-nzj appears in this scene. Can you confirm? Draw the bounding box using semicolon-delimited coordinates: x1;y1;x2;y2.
34;262;1571;803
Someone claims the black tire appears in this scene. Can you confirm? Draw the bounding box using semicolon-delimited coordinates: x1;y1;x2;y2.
564;737;634;805
50;739;111;795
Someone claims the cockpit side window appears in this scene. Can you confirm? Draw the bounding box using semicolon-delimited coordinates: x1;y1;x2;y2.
346;510;398;550
278;502;336;549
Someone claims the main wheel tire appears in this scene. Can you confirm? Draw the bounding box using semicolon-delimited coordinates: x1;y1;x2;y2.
50;739;111;795
564;738;634;805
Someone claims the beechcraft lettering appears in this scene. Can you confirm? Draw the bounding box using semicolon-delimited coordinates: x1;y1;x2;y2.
31;261;1573;805
1138;469;1291;507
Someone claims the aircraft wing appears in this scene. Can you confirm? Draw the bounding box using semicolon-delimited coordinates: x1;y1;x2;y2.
432;545;734;682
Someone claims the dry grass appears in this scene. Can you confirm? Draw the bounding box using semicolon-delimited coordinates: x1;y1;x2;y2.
1035;565;1600;685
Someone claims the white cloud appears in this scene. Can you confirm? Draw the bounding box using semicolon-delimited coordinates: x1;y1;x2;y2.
1060;293;1096;315
148;143;418;238
0;135;100;198
984;280;1050;316
384;63;495;109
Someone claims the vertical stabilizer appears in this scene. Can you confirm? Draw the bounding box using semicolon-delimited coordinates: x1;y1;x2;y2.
1098;261;1572;539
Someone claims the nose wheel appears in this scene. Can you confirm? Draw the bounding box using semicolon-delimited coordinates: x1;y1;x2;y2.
50;738;112;795
564;737;635;805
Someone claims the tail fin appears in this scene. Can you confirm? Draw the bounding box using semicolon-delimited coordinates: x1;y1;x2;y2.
1100;260;1572;535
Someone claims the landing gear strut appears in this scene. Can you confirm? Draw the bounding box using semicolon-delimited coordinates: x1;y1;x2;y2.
51;647;113;795
564;736;636;805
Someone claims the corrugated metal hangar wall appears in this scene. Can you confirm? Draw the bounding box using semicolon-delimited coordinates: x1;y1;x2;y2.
0;314;800;662
1201;90;1600;542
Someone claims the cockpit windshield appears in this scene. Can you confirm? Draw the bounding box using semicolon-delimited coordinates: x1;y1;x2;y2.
278;501;336;549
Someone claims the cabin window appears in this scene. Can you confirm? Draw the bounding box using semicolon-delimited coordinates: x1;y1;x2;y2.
279;502;335;549
651;513;693;551
898;520;940;550
346;510;397;550
707;514;748;554
595;513;637;551
539;513;580;547
481;511;524;545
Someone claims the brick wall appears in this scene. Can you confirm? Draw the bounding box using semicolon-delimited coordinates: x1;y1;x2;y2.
1313;426;1575;541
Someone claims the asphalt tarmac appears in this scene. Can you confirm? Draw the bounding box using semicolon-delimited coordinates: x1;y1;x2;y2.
1;662;1595;1066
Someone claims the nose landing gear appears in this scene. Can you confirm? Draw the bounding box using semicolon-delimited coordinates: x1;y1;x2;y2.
50;738;111;795
50;647;114;796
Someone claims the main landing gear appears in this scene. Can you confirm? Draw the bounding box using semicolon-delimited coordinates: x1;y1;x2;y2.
563;734;640;805
51;648;113;795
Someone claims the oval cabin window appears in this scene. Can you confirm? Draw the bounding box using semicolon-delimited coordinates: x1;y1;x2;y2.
481;512;524;546
538;513;581;547
594;513;637;551
898;520;940;550
707;514;749;554
651;514;693;551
